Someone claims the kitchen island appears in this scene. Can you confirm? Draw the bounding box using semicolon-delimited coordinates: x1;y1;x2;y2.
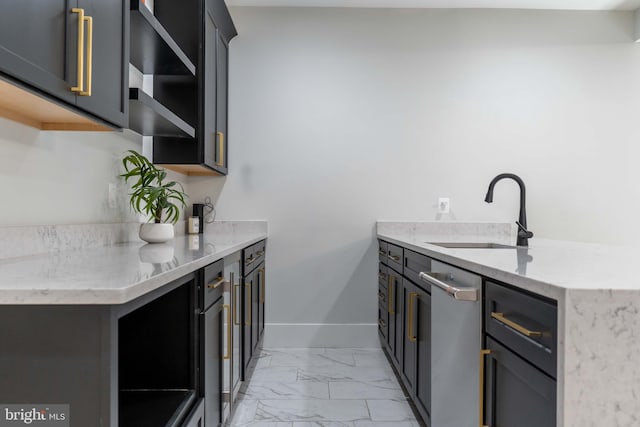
377;221;639;427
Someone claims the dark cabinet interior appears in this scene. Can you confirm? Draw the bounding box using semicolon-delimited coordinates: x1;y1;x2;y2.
0;0;128;130
118;275;199;427
149;0;237;176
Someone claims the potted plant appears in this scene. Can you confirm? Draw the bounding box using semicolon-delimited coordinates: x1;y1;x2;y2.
120;150;187;243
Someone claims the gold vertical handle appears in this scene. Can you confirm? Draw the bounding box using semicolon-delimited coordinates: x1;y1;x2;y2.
223;304;231;360
387;275;394;315
233;283;241;326
480;349;492;427
407;292;417;342
80;15;93;96
259;268;266;304
245;283;252;326
216;132;225;167
70;8;85;93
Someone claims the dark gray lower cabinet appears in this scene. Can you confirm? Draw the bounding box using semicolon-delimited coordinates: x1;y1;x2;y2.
484;337;556;427
257;263;266;339
401;278;416;390
202;298;223;427
414;285;431;422
243;269;254;374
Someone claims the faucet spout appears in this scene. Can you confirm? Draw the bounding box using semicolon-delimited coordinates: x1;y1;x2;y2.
484;173;533;247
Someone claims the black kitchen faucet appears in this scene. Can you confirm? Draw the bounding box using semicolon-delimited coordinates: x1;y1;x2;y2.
484;173;534;247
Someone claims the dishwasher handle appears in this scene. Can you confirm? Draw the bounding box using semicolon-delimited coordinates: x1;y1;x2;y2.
419;272;478;301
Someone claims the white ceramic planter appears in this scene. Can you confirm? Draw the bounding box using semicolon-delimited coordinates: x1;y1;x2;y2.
139;223;175;244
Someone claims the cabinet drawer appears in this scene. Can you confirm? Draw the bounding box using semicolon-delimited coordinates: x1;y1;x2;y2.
386;243;404;274
243;245;255;276
203;259;224;309
253;240;266;266
403;250;431;286
378;240;388;265
378;306;388;340
378;281;387;307
378;263;388;291
485;281;557;378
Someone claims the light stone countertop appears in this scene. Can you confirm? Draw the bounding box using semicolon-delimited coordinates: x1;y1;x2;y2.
378;222;640;301
0;225;267;305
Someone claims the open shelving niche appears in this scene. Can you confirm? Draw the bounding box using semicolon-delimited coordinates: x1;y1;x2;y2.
118;280;198;427
128;1;197;138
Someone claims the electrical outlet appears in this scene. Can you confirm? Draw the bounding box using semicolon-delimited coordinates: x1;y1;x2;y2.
438;197;450;214
108;183;117;209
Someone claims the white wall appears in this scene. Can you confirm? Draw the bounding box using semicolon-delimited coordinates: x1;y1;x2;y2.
188;7;640;345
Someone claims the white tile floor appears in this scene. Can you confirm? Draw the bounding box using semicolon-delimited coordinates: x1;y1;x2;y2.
229;347;422;427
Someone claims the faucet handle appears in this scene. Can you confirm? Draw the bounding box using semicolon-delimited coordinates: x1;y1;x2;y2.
516;221;534;239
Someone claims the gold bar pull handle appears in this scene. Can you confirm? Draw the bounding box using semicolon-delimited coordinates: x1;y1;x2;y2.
259;268;266;304
490;312;542;338
208;275;225;289
223;304;231;360
216;131;225;167
387;275;394;315
480;349;492;427
233;284;241;326
70;8;85;93
245;283;252;326
407;292;418;342
80;14;93;96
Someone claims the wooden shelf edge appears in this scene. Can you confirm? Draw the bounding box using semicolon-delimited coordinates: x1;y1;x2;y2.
0;79;113;132
158;164;224;177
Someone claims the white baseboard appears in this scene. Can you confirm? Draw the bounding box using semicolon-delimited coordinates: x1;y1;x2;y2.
263;323;380;348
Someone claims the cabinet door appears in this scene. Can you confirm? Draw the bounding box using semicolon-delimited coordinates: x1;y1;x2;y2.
242;271;253;376
203;299;223;427
75;0;128;127
401;279;417;391
251;271;259;353
414;287;431;422
257;265;266;339
0;0;77;103
392;275;404;368
484;337;556;427
213;32;229;174
202;3;218;170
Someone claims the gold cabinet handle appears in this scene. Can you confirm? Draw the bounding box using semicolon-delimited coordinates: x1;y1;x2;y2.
80;14;93;96
216;131;225;167
378;319;386;328
245;283;252;326
70;8;85;93
233;283;241;326
378;249;385;256
208;276;224;289
407;292;418;342
480;349;492;427
378;291;385;301
245;256;254;266
223;304;231;360
255;250;265;257
387;274;394;315
258;268;266;304
490;312;542;338
387;254;401;262
378;272;386;281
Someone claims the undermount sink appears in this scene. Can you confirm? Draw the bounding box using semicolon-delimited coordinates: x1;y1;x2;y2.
426;242;516;249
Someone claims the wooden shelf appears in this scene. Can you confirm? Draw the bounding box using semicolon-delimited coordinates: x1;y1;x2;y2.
119;389;195;427
158;163;225;176
130;1;196;76
128;88;195;138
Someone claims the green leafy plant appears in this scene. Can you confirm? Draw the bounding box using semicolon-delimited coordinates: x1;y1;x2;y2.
120;150;187;224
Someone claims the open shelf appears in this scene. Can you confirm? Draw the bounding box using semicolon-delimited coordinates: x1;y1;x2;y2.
128;88;195;138
130;1;196;75
119;389;196;427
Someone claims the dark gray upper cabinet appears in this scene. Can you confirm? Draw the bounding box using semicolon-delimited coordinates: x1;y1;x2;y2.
0;0;129;128
152;0;237;176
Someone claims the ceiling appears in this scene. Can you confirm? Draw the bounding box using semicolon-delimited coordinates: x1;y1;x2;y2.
227;0;640;10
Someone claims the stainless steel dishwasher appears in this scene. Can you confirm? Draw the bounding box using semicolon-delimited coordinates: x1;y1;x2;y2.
419;260;482;427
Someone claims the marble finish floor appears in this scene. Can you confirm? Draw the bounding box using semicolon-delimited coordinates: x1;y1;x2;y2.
230;347;422;427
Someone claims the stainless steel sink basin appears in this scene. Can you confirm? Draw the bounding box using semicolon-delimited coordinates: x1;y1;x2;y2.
426;242;516;249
